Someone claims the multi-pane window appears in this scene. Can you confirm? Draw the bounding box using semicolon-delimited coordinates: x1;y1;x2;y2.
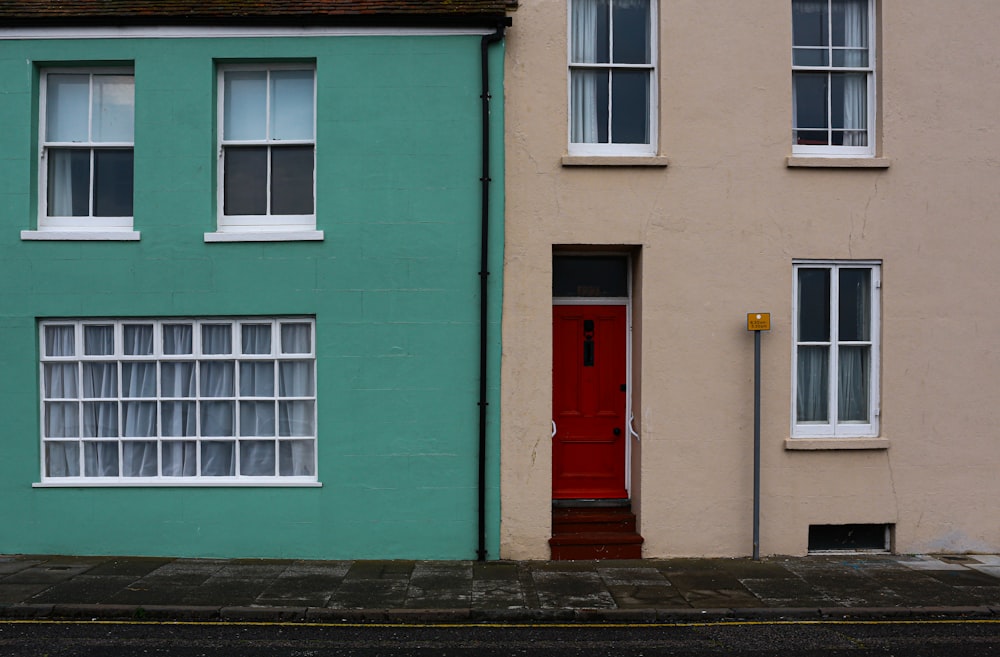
793;262;880;437
40;70;134;227
39;318;317;483
219;65;316;231
792;0;875;156
568;0;656;156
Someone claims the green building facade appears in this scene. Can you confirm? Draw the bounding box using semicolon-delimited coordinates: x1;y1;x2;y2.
0;4;506;560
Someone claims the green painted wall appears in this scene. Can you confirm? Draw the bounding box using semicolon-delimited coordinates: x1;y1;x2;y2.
0;33;503;560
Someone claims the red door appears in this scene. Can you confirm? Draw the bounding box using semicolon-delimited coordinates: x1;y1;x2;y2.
552;305;627;500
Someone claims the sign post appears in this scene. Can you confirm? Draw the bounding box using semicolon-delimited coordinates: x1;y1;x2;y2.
746;313;770;561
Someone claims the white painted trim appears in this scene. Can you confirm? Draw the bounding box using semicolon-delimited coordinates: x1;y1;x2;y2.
562;155;669;167
0;26;495;40
784;438;889;450
204;230;324;242
34;480;323;488
21;230;141;241
553;296;629;305
787;156;890;168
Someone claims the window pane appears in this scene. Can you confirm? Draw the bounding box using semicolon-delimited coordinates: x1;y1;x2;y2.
839;346;869;421
832;48;868;67
242;324;272;354
46;441;80;477
201;401;235;436
793;73;828;134
92;74;134;143
122;441;158;476
281;323;312;353
83;401;118;437
84;325;115;355
123;324;153;355
553;256;628;297
612;0;650;64
271;146;314;215
47;149;90;217
831;0;868;48
161;362;195;397
830;73;867;146
93;148;133;217
46;74;90;142
223;71;267;141
163;324;193;355
202;324;232;355
570;69;609;144
224;147;267;215
45;325;75;357
201;441;235;475
792;47;829;67
240;362;275;397
270;70;314;140
45;402;79;437
84;441;119;476
793;0;828;48
279;361;314;397
240;440;276;476
162;441;197;476
570;0;610;64
279;400;314;436
122;362;157;397
611;70;650;144
839;268;871;341
240;402;276;436
279;439;315;476
797;345;829;422
162;401;197;437
797;268;831;342
45;363;78;398
200;361;235;397
122;401;156;437
83;363;118;398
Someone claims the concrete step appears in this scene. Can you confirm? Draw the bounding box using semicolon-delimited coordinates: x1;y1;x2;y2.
548;531;644;560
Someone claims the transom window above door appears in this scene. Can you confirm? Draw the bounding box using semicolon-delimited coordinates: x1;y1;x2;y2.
568;0;656;156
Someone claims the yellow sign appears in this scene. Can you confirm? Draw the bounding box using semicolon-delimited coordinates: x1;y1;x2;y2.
747;313;771;331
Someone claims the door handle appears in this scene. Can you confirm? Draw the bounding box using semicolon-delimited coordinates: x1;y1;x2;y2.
551;420;557;437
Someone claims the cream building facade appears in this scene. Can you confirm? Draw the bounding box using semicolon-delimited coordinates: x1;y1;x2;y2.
501;0;1000;558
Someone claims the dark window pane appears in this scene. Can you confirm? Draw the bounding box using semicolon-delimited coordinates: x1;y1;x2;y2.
838;268;870;341
553;256;628;297
224;147;267;215
793;0;828;48
793;47;829;67
612;0;650;64
793;73;828;131
271;146;314;215
798;268;830;342
831;0;868;48
47;149;90;216
94;148;133;216
611;70;650;144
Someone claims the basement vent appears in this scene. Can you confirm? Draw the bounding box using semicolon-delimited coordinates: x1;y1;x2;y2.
808;524;892;553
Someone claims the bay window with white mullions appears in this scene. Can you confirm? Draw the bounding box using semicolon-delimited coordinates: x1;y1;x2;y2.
568;0;656;156
792;0;875;156
218;65;316;232
40;70;135;229
39;318;318;484
793;262;880;437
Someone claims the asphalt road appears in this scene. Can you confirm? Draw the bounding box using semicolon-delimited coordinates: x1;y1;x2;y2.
1;620;999;656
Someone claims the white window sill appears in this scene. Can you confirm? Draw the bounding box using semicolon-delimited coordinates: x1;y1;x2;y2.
785;437;889;450
786;156;891;169
34;480;323;488
205;230;324;242
21;230;141;241
562;155;670;167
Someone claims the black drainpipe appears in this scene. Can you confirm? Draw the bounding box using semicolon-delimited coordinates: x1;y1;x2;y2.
478;20;505;562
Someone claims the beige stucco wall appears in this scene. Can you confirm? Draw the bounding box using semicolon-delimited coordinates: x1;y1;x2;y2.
501;0;1000;558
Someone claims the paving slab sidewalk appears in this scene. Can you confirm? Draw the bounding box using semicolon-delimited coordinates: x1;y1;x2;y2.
1;553;998;623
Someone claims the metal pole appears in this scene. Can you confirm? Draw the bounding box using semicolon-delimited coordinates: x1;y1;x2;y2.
753;329;761;561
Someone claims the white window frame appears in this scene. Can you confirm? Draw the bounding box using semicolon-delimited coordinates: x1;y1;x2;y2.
791;0;876;158
567;0;658;157
792;260;880;438
216;63;317;234
37;67;135;232
37;317;318;486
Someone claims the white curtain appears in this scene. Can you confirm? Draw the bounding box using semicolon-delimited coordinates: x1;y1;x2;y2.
840;0;867;146
571;0;601;143
797;346;829;422
838;271;871;421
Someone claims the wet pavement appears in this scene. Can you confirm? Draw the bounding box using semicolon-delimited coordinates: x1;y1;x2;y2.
1;553;998;622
